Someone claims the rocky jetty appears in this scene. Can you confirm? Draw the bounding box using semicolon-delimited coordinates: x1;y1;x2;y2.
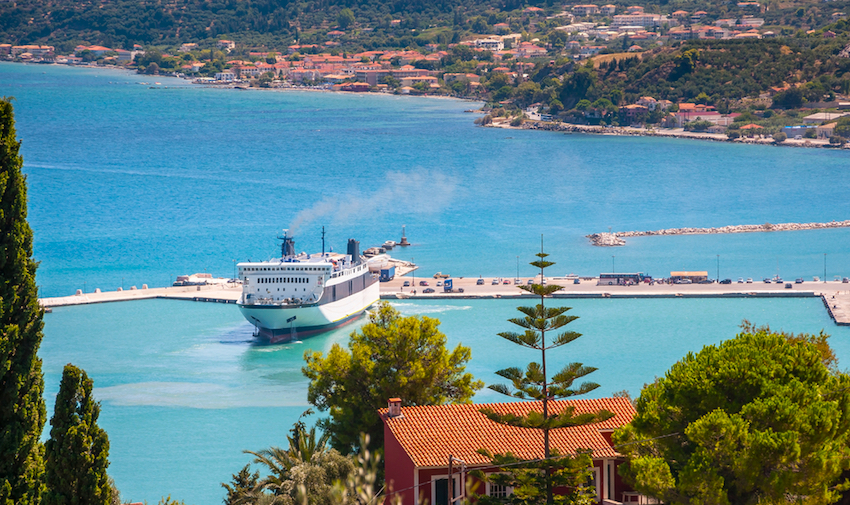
588;220;850;246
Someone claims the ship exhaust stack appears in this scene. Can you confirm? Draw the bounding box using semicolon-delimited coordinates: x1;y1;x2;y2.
347;239;361;264
280;231;296;258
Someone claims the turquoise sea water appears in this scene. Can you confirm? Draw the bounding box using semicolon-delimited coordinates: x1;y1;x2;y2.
3;62;850;504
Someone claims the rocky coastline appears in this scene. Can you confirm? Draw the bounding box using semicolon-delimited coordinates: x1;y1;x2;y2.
487;119;850;149
587;220;850;246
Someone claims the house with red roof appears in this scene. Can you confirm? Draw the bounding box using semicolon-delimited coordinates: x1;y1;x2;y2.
381;397;646;505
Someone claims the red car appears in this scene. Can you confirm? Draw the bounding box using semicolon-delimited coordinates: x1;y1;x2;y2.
419;280;429;286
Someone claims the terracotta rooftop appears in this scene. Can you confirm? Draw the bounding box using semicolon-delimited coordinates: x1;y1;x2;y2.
380;398;635;468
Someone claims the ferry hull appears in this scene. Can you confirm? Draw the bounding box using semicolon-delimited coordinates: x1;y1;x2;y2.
238;281;379;344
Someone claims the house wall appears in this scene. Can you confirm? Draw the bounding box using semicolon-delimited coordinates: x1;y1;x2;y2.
384;422;416;505
409;460;634;505
416;467;487;505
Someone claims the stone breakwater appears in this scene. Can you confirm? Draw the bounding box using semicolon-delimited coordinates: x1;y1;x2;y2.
587;220;850;246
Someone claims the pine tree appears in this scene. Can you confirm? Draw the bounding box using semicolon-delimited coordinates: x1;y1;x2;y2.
44;364;112;505
480;240;613;505
0;97;47;505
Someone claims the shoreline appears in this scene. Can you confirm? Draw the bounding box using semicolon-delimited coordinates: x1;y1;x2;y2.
587;220;850;246
4;61;846;151
486;119;850;150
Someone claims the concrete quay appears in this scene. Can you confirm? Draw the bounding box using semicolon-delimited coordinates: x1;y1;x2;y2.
40;283;242;308
39;277;850;326
379;276;850;326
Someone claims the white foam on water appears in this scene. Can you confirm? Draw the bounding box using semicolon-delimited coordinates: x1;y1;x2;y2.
96;381;309;409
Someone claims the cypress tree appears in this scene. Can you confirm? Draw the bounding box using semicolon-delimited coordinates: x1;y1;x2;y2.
44;364;112;505
0;97;47;505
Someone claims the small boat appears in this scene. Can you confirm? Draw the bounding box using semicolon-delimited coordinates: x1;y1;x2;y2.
383;240;396;249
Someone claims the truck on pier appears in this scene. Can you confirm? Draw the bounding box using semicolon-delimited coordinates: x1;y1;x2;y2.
379;266;396;282
443;279;464;293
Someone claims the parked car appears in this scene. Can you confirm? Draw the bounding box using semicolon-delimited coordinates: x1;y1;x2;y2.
476;278;484;285
423;288;435;293
574;278;581;284
491;278;499;285
527;279;534;285
698;279;713;284
502;279;511;285
795;278;804;284
436;281;443;287
720;279;732;284
746;278;753;283
763;278;772;283
403;281;410;287
514;279;522;285
737;278;744;283
419;280;428;286
843;277;849;283
785;283;792;289
674;279;692;284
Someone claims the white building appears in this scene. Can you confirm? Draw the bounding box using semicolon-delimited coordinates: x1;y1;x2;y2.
473;38;505;51
217;40;236;51
215;71;237;81
572;4;600;16
611;14;665;28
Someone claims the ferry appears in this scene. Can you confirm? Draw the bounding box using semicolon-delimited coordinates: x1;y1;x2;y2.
237;230;380;343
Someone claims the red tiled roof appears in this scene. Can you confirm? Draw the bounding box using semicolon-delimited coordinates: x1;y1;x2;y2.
740;123;764;129
381;398;635;468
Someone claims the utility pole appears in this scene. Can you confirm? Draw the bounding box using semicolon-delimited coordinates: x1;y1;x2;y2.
612;255;615;273
448;454;453;505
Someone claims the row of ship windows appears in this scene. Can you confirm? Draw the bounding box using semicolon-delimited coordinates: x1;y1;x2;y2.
244;266;327;272
257;277;308;284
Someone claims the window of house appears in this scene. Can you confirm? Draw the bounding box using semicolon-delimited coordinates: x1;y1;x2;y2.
489;484;508;499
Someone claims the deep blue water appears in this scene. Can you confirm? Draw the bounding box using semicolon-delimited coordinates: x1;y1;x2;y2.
3;62;850;504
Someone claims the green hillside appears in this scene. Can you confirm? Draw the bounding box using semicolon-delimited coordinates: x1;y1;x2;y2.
3;0;850;52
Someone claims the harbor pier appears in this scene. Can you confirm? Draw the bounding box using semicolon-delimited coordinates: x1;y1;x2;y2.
39;277;850;326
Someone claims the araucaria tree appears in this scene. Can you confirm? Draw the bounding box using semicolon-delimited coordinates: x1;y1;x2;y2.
44;364;112;505
614;324;850;504
303;302;483;453
481;246;612;505
0;97;47;505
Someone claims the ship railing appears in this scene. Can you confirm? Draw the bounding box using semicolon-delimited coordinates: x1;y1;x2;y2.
242;296;318;306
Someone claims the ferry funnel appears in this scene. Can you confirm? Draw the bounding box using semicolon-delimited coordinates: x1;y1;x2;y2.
347;239;361;264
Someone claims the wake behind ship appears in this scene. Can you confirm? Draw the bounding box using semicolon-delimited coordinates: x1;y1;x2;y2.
237;232;380;343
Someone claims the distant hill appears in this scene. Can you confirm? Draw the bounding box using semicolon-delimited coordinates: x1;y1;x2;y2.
0;0;506;52
4;0;850;52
